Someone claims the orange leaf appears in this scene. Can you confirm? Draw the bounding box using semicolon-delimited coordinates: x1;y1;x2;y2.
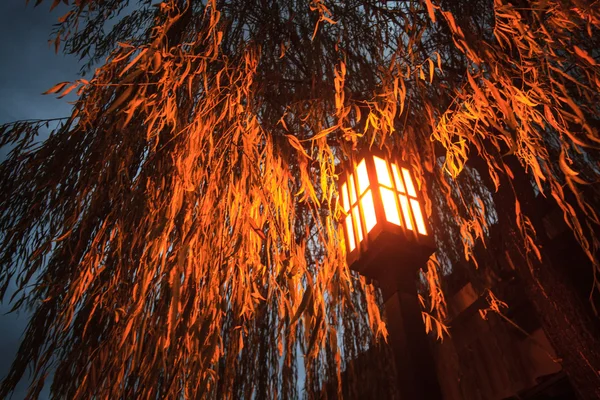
119;48;148;77
286;134;311;158
43;81;69;95
574;46;596;66
424;0;436;22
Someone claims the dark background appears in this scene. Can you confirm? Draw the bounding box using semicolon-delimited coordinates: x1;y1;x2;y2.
0;2;79;398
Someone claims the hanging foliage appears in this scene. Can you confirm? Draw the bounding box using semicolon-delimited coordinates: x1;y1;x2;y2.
1;0;600;398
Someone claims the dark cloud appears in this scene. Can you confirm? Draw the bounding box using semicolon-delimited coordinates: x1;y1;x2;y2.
0;2;80;399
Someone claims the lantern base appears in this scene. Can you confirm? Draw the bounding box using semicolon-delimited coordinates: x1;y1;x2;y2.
347;229;434;294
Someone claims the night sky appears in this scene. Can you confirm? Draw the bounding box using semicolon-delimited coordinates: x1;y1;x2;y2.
0;2;80;398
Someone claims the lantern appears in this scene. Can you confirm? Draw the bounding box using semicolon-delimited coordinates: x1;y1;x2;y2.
339;152;434;280
338;151;443;400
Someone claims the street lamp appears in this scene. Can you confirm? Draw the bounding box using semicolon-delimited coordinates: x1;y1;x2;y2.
339;153;434;277
339;151;442;399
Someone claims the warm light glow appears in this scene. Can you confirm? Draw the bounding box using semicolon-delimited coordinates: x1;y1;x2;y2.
356;159;370;194
345;215;356;251
380;187;401;226
361;190;377;233
391;163;405;193
401;168;417;197
410;199;427;235
352;206;363;242
342;156;429;253
399;194;413;230
374;156;392;188
348;173;357;203
341;183;350;212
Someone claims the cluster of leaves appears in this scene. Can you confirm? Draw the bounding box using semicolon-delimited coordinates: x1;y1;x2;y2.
432;0;600;282
1;0;600;398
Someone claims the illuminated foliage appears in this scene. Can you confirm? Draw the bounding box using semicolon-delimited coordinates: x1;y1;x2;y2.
1;0;600;398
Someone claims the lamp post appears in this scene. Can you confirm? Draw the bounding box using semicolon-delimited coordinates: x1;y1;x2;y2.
339;151;442;399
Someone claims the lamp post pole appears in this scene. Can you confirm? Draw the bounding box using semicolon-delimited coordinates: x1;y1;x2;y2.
379;257;442;400
339;152;442;399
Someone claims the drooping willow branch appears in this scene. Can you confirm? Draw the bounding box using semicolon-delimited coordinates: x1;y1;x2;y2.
1;0;600;398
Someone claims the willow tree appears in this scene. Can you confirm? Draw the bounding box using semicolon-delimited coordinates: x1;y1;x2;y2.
1;0;600;398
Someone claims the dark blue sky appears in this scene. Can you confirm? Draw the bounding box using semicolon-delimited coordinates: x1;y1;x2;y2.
0;2;79;124
0;2;80;398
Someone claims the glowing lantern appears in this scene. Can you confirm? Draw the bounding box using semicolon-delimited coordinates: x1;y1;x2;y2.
339;152;442;399
339;152;434;279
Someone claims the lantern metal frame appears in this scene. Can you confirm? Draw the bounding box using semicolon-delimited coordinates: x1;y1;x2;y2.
338;150;434;281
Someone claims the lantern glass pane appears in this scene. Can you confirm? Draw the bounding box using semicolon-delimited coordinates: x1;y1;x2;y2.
380;187;401;226
341;183;350;212
356;159;370;194
391;163;405;193
410;199;428;235
361;190;377;233
374;156;392;188
401;167;417;197
345;214;356;251
352;206;363;242
399;194;413;230
348;173;357;204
